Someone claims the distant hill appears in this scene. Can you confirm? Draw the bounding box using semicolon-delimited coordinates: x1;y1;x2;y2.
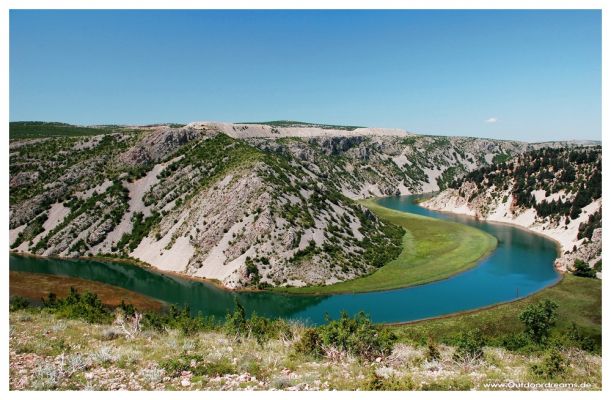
234;120;365;131
9;122;116;139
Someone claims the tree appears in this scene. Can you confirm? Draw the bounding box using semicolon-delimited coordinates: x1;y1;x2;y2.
519;299;559;344
573;259;596;278
224;298;247;339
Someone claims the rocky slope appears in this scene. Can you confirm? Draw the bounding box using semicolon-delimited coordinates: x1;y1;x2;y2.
9;121;600;288
10;126;404;289
422;147;602;275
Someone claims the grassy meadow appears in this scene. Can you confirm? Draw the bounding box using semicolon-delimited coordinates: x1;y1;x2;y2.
276;199;497;294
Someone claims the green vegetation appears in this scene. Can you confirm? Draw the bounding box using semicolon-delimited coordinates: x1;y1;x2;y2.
41;287;113;324
9;295;30;312
452;329;485;362
519;299;558;344
531;347;567;379
436;165;465;190
116;211;161;253
9;281;602;390
491;152;511;164
278;200;497;294
578;210;601;240
392;275;601;353
141;304;217;335
11;211;47;249
294;311;396;361
10;128;136;211
452;146;602;221
10;121;117;139
573;259;597;278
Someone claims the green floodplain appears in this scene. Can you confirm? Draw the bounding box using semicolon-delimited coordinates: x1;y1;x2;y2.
275;199;498;294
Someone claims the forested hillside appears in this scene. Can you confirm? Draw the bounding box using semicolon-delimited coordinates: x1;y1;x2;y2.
424;146;602;274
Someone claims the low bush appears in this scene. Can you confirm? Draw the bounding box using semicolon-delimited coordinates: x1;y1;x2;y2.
573;259;597;278
362;369;415;390
42;288;112;324
294;328;323;358
9;295;30;312
565;322;597;353
425;337;440;361
453;329;485;362
531;348;567;379
499;332;536;352
294;311;396;361
224;300;293;345
141;304;217;334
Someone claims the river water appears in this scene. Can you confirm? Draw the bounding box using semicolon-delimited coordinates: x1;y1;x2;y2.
9;195;560;324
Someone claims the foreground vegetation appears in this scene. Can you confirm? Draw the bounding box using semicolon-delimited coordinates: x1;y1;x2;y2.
9;274;601;391
393;275;601;352
277;200;497;294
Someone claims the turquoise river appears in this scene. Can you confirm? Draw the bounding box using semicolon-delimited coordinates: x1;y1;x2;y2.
9;195;560;324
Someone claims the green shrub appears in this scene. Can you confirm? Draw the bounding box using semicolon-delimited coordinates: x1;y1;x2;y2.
318;312;397;359
573;259;596;278
247;313;275;346
142;305;217;334
224;299;248;339
158;357;191;377
531;348;567;378
499;332;534;352
224;300;293;345
42;288;112;324
294;328;323;358
193;358;237;377
425;337;440;361
299;311;396;361
519;299;558;344
593;260;602;272
453;329;485;362
9;296;30;312
362;369;415;390
566;322;597;353
245;257;261;287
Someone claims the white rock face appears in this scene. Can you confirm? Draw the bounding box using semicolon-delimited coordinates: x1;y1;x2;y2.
9;120;601;288
422;187;602;272
186;121;412;138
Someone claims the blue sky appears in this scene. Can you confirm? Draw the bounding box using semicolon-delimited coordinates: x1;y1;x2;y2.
10;10;601;141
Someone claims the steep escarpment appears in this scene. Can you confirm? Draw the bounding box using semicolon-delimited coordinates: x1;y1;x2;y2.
9;127;403;289
9;120;600;289
246;135;530;198
422;147;602;275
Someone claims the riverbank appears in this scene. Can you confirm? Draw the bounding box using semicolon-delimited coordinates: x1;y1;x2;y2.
8;251;239;293
9;271;166;311
11;198;498;296
420;192;602;272
274;199;497;294
392;274;601;346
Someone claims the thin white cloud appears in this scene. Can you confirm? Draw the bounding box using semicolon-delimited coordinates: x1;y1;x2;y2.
485;117;498;124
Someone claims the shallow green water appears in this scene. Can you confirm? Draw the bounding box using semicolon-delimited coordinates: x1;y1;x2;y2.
10;195;560;324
